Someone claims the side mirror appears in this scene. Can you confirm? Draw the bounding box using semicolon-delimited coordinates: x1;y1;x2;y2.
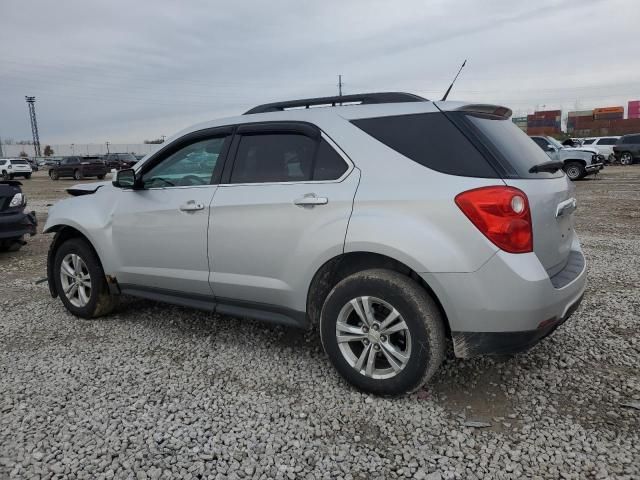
113;168;137;189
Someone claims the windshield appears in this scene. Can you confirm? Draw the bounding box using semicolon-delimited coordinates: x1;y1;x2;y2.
465;114;564;179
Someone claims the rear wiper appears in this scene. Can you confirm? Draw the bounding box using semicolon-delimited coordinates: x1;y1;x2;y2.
529;161;564;174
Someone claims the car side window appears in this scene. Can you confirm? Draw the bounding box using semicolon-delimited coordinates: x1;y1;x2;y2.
313;139;348;180
531;137;549;150
599;138;616;145
142;136;227;188
582;139;595;145
230;133;316;184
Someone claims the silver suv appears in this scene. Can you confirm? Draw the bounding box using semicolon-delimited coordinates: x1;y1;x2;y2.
44;93;587;396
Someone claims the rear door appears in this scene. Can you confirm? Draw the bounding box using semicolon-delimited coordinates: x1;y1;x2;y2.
462;114;575;276
208;123;358;312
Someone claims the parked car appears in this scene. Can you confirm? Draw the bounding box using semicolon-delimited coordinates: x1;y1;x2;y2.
103;153;138;170
26;158;39;171
48;156;108;180
529;135;604;180
0;180;37;252
613;134;640;165
581;137;620;163
44;156;64;167
0;158;33;180
44;92;587;396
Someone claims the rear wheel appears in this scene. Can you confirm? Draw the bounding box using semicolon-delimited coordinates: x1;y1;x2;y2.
49;170;59;180
53;238;118;318
24;173;32;179
564;162;585;180
97;174;105;180
320;269;446;396
74;169;82;180
1;171;8;181
620;152;633;166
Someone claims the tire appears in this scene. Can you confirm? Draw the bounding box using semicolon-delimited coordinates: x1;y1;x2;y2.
564;162;585;181
74;169;82;180
0;236;24;252
320;269;446;396
97;174;105;180
25;173;32;179
53;238;118;318
49;170;59;180
1;171;8;181
620;152;633;166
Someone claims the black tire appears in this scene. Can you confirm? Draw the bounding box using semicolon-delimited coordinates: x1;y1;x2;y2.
620;152;633;166
49;170;59;180
1;171;8;181
53;238;118;318
97;174;105;180
24;173;32;179
320;269;446;396
74;169;82;180
564;162;586;180
0;236;24;252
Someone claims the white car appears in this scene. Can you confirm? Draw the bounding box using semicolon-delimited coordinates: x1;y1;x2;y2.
581;137;620;162
0;158;33;180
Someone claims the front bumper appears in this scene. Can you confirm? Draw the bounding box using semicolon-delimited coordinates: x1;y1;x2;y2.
421;240;587;358
0;210;37;239
585;162;604;174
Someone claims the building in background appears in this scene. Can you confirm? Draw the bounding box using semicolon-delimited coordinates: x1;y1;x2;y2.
512;116;528;132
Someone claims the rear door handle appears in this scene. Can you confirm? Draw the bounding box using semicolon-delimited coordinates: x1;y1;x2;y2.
180;200;205;212
294;194;328;207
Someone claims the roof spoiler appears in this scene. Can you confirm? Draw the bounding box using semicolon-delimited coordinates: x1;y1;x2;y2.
454;104;512;119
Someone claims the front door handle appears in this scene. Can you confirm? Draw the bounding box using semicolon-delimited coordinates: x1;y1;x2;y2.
294;194;328;207
180;200;205;212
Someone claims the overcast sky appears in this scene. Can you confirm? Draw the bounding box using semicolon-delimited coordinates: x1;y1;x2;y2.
1;0;639;145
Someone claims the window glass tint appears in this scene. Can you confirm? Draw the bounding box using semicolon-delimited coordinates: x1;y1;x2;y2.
623;135;640;144
313;139;348;180
352;113;498;178
231;134;315;183
466;114;563;178
582;139;595;145
12;159;28;165
598;138;617;145
531;137;549;150
143;136;226;188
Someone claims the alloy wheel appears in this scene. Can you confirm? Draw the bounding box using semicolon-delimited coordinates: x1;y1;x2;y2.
335;296;412;380
621;153;632;166
59;253;92;308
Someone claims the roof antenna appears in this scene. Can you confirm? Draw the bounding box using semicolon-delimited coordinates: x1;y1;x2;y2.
441;59;467;101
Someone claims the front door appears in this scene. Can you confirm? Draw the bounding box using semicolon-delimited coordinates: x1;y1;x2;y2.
111;131;231;296
209;126;359;314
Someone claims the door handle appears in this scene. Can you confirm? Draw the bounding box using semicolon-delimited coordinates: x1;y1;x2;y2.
180;200;205;212
294;194;328;207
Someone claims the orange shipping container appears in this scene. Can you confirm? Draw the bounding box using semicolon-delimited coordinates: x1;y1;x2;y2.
593;106;624;115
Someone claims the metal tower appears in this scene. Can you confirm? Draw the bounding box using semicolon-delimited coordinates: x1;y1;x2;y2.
25;96;41;157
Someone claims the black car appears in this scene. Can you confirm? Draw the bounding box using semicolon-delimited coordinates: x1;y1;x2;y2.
0;180;37;252
613;134;640;165
48;156;108;180
103;153;138;170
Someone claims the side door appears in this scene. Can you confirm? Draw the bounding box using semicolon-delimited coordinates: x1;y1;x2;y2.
111;128;232;298
208;123;359;316
60;158;74;177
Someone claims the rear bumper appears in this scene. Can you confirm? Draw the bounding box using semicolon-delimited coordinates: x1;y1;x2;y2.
422;238;587;358
0;210;37;239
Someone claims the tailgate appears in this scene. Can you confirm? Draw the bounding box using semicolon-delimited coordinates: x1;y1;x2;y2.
505;176;575;276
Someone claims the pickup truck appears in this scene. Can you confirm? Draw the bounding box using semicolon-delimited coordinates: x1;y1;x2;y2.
530;136;604;180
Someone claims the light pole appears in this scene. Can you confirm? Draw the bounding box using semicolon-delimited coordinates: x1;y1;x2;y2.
71;143;75;155
105;141;110;154
161;135;166;143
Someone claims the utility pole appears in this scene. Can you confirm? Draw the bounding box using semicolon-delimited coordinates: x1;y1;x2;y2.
161;135;166;143
25;96;41;157
105;141;110;154
338;75;343;97
0;135;3;157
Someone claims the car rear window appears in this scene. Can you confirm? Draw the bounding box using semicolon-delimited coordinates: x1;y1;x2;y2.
622;135;640;144
351;113;498;178
12;159;28;165
462;114;564;179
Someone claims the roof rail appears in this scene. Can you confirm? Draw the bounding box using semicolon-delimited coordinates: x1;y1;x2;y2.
244;92;427;115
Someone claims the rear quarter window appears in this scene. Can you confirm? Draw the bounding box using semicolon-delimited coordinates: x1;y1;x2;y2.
351;113;499;178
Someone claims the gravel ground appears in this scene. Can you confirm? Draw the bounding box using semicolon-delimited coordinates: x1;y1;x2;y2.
1;168;639;479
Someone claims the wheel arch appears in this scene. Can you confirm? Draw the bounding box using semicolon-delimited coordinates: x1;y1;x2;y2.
306;251;451;337
563;158;586;166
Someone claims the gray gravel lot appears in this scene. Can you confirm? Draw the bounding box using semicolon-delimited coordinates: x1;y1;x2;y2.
1;168;639;479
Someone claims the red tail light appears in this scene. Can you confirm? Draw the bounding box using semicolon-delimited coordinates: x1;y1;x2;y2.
455;186;533;254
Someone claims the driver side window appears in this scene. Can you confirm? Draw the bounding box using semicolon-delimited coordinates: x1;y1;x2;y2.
143;136;228;188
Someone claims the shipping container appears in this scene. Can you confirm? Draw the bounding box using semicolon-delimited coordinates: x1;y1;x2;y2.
629;100;640;119
568;110;593;117
594;106;624;115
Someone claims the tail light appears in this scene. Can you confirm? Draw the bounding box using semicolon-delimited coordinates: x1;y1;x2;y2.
455;186;533;253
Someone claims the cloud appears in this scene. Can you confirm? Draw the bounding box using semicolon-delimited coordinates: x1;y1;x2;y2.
0;0;637;143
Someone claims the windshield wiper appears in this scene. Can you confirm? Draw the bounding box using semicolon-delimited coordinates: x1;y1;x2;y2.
529;161;564;174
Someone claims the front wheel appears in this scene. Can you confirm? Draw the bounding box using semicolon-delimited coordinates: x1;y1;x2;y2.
320;269;446;396
49;170;59;180
53;238;118;318
564;162;585;181
1;171;8;181
620;152;633;166
24;173;32;179
73;169;82;180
